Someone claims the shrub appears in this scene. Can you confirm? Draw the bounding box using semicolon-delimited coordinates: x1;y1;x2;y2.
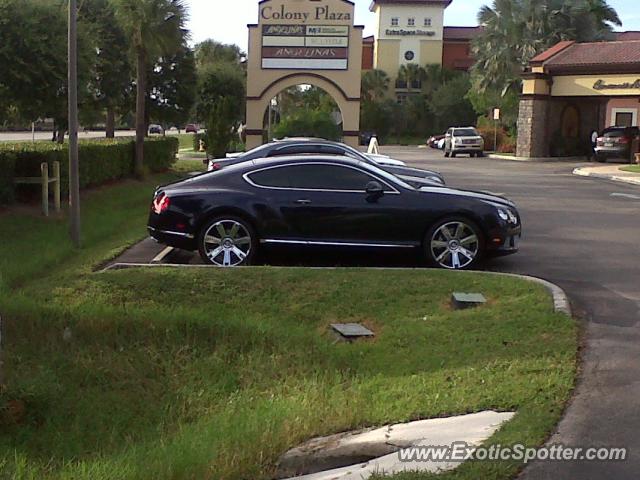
0;151;17;204
273;110;341;141
0;137;177;204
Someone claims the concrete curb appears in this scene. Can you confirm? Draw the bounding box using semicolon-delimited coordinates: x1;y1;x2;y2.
481;271;572;316
488;154;587;163
573;167;640;186
100;263;572;317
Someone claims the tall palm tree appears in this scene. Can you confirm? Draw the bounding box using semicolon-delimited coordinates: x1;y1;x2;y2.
361;69;390;102
112;0;187;177
397;63;426;94
472;0;621;94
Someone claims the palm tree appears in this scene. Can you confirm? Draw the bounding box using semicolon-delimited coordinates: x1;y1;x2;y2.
112;0;187;177
472;0;621;94
397;63;426;94
361;69;390;102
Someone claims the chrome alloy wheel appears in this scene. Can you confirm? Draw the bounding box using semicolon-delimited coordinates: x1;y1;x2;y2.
202;219;252;267
430;221;479;269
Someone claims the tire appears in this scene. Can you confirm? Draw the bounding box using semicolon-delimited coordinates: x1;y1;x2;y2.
451;151;457;158
424;216;485;270
444;150;450;158
478;151;485;157
595;155;605;163
197;216;257;267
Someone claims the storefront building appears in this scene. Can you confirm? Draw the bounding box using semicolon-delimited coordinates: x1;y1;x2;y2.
365;0;480;101
517;39;640;158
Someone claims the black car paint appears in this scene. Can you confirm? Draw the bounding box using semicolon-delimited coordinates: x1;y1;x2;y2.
148;156;521;262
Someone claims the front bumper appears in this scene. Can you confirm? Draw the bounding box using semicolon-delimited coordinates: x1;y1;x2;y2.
453;145;483;153
486;225;521;257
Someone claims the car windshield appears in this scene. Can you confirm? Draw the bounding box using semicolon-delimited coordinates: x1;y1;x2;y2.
454;128;478;136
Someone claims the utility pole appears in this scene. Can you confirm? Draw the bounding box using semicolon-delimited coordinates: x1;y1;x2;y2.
68;0;81;247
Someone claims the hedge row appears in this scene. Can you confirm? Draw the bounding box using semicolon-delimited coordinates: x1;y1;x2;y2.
0;137;178;204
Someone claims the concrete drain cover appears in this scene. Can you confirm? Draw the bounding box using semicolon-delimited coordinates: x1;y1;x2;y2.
331;323;375;340
451;292;487;310
277;410;515;479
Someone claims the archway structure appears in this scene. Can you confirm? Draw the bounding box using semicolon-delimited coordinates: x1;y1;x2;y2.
246;0;363;148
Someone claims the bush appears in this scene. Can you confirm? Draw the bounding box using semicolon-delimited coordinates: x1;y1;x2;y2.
0;137;177;204
0;151;17;204
273;110;341;141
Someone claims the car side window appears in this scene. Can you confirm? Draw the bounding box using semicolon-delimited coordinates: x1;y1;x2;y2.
247;167;291;188
286;164;386;191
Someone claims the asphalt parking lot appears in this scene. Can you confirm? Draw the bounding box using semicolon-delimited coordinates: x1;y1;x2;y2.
112;147;640;479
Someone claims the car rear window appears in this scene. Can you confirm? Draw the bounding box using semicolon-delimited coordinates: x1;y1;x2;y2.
603;129;625;138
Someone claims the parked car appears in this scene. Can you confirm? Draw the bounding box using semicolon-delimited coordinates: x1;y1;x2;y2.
427;134;446;149
359;131;376;146
185;124;199;134
148;124;164;135
444;127;485;158
595;126;640;163
204;139;447;187
148;155;521;269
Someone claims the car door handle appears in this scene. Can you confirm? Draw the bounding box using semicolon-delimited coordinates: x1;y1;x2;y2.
295;199;312;205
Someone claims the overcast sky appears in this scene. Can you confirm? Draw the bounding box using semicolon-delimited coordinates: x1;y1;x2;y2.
187;0;640;51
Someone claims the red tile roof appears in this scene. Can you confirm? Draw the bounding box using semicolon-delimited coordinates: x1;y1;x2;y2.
544;40;640;73
616;31;640;41
530;41;575;64
443;26;482;41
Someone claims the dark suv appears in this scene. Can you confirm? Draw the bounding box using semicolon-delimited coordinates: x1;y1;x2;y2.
595;126;640;163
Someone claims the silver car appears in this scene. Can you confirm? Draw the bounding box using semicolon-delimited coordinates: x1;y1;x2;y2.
444;127;485;158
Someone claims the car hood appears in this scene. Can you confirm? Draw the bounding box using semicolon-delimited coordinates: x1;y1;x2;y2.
419;186;516;209
383;165;444;180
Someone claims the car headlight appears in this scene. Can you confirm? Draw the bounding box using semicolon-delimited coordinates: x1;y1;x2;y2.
497;208;518;225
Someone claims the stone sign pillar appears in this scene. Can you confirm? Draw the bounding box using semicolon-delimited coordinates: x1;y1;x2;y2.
245;0;363;149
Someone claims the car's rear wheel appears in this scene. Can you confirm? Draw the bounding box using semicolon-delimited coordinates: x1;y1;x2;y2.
451;151;457;158
425;217;484;270
198;216;256;267
595;155;605;163
444;149;450;158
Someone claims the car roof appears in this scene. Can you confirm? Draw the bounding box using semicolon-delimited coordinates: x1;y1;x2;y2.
271;138;349;147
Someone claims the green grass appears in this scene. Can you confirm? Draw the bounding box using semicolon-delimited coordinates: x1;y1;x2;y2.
620;165;640;173
172;159;206;175
0;173;578;480
175;133;196;151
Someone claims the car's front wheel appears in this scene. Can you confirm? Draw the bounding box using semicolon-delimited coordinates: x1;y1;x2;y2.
198;216;256;267
425;217;484;270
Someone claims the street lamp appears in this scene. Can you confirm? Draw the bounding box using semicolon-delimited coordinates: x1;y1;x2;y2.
68;0;81;247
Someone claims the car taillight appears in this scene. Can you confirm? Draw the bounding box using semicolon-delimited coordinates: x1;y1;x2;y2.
152;192;170;214
618;136;630;144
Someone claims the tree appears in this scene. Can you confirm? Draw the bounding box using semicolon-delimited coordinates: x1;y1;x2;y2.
194;39;245;71
0;0;92;139
428;74;477;133
361;69;390;103
81;0;133;138
397;63;425;93
472;0;621;95
197;65;245;157
112;0;187;177
147;45;197;131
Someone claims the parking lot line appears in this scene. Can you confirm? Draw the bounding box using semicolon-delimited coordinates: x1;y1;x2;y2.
151;246;174;264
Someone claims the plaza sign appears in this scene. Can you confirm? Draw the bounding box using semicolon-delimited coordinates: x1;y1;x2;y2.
262;23;350;70
593;79;640;90
260;4;352;23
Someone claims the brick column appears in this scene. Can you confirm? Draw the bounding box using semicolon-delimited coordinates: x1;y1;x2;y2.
517;96;550;158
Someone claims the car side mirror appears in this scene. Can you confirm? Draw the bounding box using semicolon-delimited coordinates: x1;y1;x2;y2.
365;181;384;202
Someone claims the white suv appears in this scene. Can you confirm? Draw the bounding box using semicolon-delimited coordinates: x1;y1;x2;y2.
444;127;485;158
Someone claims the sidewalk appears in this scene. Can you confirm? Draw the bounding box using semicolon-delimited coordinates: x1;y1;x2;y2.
573;164;640;186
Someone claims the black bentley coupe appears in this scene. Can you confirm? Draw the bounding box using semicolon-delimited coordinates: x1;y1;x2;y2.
148;156;521;269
